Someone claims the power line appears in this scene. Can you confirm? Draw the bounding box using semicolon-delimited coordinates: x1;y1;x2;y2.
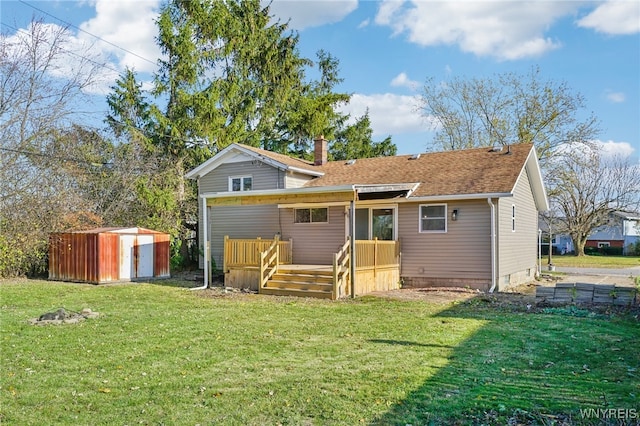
17;0;158;67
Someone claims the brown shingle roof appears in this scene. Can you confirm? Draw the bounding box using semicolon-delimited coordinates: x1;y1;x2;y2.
236;143;534;198
240;144;316;170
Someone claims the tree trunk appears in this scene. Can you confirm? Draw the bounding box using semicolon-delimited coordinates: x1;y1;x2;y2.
573;235;588;256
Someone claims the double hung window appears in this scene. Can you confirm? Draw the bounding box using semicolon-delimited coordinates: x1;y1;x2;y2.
229;176;252;192
420;204;447;232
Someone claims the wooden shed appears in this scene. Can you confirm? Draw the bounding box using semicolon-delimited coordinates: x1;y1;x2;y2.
49;227;171;284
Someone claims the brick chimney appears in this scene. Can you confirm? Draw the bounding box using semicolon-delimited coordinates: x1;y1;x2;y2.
314;135;327;166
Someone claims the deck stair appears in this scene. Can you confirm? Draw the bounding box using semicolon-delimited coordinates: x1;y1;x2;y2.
261;266;334;299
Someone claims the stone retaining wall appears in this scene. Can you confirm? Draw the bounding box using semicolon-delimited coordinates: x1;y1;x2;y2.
536;283;638;306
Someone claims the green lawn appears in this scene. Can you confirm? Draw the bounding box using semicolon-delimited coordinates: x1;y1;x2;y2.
551;255;640;269
1;280;638;425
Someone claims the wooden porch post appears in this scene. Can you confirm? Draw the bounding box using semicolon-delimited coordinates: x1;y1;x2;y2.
223;235;229;273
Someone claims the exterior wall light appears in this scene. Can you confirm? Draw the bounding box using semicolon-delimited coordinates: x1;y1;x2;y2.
452;209;459;221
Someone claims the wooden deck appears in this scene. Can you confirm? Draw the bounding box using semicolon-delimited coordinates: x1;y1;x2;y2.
222;236;401;299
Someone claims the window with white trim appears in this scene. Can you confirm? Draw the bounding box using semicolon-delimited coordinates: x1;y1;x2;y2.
294;208;328;223
419;204;447;232
229;176;252;192
511;204;516;232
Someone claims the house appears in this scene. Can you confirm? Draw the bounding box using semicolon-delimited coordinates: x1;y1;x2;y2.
49;227;171;284
185;138;548;297
538;216;575;255
586;211;640;254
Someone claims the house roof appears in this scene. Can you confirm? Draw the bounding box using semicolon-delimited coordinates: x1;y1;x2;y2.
185;143;321;179
612;211;640;221
188;142;548;210
306;144;535;198
239;144;316;171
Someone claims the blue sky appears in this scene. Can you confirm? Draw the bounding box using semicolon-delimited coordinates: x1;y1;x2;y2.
2;0;639;158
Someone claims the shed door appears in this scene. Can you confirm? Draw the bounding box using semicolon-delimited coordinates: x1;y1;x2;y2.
119;235;135;280
135;235;154;278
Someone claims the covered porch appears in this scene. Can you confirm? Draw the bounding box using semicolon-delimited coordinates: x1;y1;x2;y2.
220;236;401;299
198;184;409;298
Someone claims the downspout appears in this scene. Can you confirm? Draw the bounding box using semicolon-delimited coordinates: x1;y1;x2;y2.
349;196;356;298
487;198;497;293
191;195;209;291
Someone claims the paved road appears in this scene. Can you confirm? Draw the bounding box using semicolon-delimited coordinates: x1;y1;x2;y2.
550;266;639;287
555;266;640;276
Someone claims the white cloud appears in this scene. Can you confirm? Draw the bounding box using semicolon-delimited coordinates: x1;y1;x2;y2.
390;72;420;90
267;0;358;30
577;1;640;35
596;140;636;159
338;93;433;136
605;90;626;103
5;21;118;95
79;0;162;73
374;0;578;60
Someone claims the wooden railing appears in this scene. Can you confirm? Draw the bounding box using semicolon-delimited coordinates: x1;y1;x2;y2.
260;235;280;290
333;237;351;299
224;235;292;270
355;239;400;269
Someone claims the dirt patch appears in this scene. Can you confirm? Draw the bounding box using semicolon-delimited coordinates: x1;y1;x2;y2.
369;282;538;305
29;308;100;325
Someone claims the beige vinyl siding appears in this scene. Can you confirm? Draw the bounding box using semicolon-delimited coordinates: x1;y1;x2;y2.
199;161;284;193
285;171;314;188
208;204;281;267
197;161;284;267
398;200;491;280
497;168;538;286
279;206;347;264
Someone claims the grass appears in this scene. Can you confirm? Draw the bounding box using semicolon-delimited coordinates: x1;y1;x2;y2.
550;255;640;269
1;280;639;425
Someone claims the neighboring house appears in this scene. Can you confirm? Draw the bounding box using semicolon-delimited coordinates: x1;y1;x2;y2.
186;139;548;296
586;211;640;254
538;217;575;255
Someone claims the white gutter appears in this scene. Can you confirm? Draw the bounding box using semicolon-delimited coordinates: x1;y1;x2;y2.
488;198;497;293
191;194;209;291
287;165;324;177
406;192;513;203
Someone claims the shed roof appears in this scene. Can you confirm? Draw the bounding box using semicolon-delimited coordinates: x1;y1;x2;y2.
64;227;167;235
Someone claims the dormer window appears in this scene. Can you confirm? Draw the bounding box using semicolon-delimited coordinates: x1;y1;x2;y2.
229;176;252;192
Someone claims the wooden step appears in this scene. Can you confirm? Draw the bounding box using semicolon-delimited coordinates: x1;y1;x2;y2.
260;286;334;299
276;268;333;275
271;272;333;284
265;280;333;292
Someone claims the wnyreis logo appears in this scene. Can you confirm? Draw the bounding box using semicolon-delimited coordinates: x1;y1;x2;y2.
579;408;638;420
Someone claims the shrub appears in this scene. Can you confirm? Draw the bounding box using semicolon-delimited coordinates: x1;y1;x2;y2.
601;246;623;256
626;240;640;256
